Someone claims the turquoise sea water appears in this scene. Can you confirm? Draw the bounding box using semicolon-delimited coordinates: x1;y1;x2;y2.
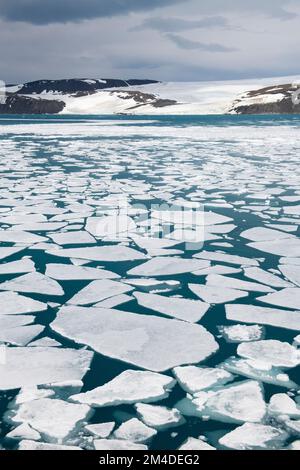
0;114;299;450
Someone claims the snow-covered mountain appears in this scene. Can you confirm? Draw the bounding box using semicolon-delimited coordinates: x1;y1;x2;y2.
2;75;300;114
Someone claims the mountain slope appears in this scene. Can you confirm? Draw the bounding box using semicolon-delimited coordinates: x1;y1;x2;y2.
2;75;300;115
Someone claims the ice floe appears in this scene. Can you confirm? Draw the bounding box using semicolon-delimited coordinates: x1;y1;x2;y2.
178;437;216;450
206;274;274;293
237;340;300;368
133;291;210;323
70;370;176;407
67;279;133;306
47;246;147;262
0;291;47;315
45;263;120;280
218;324;264;343
127;257;210;277
113;418;157;443
0;272;64;296
258;288;300;310
189;284;248;304
94;439;147;450
51;305;218;371
226;304;300;331
0;347;93;390
85;422;115;439
135;403;184;430
279;265;300;287
221;357;297;388
8;398;92;443
219;423;288;450
173;366;234;394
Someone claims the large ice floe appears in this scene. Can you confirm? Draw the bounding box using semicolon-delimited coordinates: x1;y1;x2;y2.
51;305;218;371
0;113;299;450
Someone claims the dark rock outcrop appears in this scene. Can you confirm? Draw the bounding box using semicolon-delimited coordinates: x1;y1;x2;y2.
16;78;159;95
0;94;65;114
230;84;300;114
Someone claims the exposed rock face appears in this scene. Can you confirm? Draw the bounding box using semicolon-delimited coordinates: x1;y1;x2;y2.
0;93;65;114
16;78;158;95
230;84;300;114
109;90;177;110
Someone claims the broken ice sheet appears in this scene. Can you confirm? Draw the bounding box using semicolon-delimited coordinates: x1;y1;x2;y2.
257;288;300;310
226;304;300;331
94;439;147;450
243;267;292;288
48;231;96;246
135;403;185;430
221;357;297;389
206;274;274;293
113;418;157;443
7;398;92;444
173;366;234;394
0;230;47;244
45;263;120;281
219;423;288;450
180;380;266;424
0;291;47;315
0;272;64;296
268;394;300;418
0;247;25;261
279;264;300;287
178;437;215;450
51;305;218;372
123;278;180;293
218;324;265;343
193;250;259;267
0;347;93;391
127;257;210;277
133;291;210;323
67;279;133;306
189;283;248;304
46;245;147;262
237;340;300;368
241;227;294;242
0;258;35;275
70;370;176;407
0;324;44;346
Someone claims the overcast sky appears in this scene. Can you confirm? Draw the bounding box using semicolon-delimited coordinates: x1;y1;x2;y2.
0;0;299;83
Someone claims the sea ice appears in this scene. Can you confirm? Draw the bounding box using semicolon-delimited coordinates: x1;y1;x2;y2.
0;230;47;244
135;403;185;430
243;267;292;288
206;274;274;293
18;440;82;450
226;304;300;331
221;357;296;388
193;251;259;267
0;259;35;275
45;263;120;280
94;439;147;450
51;305;219;372
85;422;115;438
46;246;147;262
0;272;64;296
0;247;25;261
257;288;300;310
0;291;47;315
173;366;234;394
178;437;215;450
189;284;248;304
133;291;210;323
113;418;157;443
0;324;44;346
127;257;210;277
268;394;300;418
248;239;300;257
241;227;293;242
67;279;133;306
191;380;266;424
70;370;176;407
8;398;92;443
219;423;288;450
279;265;300;287
49;231;96;246
218;324;264;343
5;423;41;442
237;340;300;368
0;347;93;391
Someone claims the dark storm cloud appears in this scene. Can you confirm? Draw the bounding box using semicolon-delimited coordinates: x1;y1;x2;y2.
166;33;237;52
131;16;229;33
0;0;185;25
